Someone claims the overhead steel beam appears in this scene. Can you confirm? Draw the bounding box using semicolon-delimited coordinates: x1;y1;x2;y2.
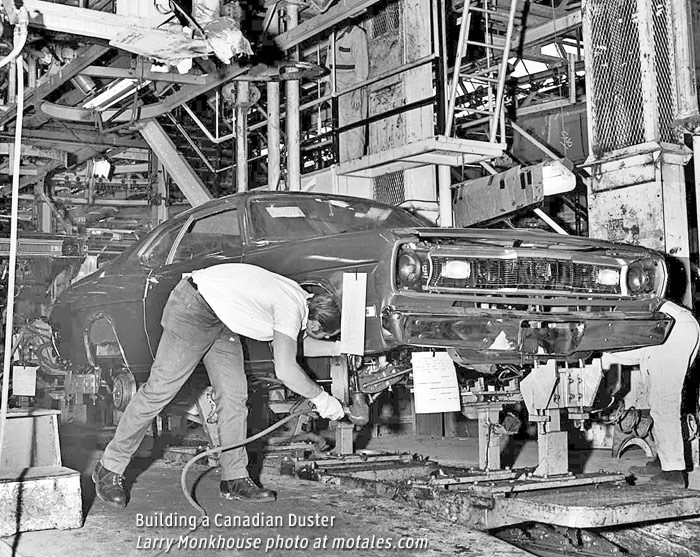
80;65;210;85
0;44;110;127
274;0;384;51
521;12;582;47
20;0;161;41
39;64;249;123
0;128;147;149
136;119;213;207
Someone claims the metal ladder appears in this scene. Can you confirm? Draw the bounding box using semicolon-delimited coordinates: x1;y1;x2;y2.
445;0;519;143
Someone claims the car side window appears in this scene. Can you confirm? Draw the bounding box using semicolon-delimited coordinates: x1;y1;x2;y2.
139;226;183;268
171;208;242;263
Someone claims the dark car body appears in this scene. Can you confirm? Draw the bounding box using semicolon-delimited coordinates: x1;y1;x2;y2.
50;191;673;397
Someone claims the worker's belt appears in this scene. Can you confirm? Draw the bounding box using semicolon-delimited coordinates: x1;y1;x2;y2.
185;276;217;315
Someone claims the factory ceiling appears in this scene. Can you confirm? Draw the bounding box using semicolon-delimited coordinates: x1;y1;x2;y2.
0;0;584;234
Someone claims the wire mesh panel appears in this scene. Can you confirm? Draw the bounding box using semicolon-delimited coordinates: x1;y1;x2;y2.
584;0;681;156
651;0;678;143
369;1;402;38
373;171;406;205
585;0;645;154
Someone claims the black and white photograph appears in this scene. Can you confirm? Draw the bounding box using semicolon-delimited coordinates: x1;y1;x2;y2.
1;0;700;555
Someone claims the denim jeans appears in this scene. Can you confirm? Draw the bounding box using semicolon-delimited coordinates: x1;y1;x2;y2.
101;278;249;480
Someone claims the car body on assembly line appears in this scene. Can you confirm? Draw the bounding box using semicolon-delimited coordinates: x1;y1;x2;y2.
50;190;673;409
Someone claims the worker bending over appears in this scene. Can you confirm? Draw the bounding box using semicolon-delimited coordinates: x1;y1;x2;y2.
93;263;345;507
602;300;700;488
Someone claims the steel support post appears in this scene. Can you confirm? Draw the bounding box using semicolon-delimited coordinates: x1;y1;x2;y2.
285;4;301;191
534;408;569;477
438;165;453;227
34;180;52;233
267;81;281;190
235;81;249;192
477;405;502;470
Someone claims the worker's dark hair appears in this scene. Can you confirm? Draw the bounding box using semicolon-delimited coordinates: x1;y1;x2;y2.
308;293;341;334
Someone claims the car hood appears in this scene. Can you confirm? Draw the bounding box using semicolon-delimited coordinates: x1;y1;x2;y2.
403;227;659;257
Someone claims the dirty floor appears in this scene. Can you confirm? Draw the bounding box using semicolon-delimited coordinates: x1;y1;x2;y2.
0;421;694;557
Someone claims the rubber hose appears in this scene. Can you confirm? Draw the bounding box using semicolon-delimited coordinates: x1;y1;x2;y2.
181;410;311;518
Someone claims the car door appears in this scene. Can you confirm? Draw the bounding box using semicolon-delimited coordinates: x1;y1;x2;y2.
143;203;245;357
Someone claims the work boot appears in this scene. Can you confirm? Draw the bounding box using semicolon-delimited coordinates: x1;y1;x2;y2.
629;457;662;477
220;477;277;502
651;470;688;488
92;461;128;507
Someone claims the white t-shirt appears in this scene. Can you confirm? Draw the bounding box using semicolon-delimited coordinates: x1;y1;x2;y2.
191;264;309;341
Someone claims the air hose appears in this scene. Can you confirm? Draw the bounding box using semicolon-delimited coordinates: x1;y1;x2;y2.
181;410;310;518
180;394;370;518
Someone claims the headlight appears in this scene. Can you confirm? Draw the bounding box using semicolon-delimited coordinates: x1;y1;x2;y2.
625;258;664;295
396;244;428;290
596;268;620;287
397;250;422;285
443;259;471;280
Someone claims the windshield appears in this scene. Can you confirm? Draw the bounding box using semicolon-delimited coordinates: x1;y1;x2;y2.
248;195;427;241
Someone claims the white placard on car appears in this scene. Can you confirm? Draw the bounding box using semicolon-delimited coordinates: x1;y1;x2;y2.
340;272;367;356
12;365;38;397
411;351;460;414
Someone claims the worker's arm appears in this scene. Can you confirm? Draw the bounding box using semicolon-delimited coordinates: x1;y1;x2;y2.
272;331;345;420
271;331;324;399
302;337;342;357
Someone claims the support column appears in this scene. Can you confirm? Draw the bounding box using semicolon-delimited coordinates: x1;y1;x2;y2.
587;144;693;306
285;4;301;191
477;404;501;470
236;81;249;192
438;165;453;227
151;159;169;225
34;179;51;232
267;81;281;190
534;408;569;477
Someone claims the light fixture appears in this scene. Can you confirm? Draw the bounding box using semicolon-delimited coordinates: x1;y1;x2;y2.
83;78;151;110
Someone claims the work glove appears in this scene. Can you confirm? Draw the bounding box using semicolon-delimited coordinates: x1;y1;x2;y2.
309;390;345;421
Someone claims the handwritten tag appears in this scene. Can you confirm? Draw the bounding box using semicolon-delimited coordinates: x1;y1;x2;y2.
411;352;460;413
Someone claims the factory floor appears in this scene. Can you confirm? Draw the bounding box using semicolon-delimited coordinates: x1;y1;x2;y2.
0;419;691;557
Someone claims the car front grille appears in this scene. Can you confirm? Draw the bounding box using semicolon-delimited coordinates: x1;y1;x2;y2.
428;256;621;294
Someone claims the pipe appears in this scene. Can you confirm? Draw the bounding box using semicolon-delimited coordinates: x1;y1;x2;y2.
180;104;236;144
0;44;25;472
1;0;19;25
0;7;28;69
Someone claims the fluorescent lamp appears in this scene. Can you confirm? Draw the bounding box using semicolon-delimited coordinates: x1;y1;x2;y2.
83;78;151;110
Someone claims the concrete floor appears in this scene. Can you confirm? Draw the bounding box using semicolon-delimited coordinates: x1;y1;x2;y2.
0;419;682;557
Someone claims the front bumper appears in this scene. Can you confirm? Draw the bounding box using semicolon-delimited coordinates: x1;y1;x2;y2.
382;307;673;362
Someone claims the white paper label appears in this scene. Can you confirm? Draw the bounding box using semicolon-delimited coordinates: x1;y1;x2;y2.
411;352;460;414
265;206;305;218
340;273;367;356
12;365;38;397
